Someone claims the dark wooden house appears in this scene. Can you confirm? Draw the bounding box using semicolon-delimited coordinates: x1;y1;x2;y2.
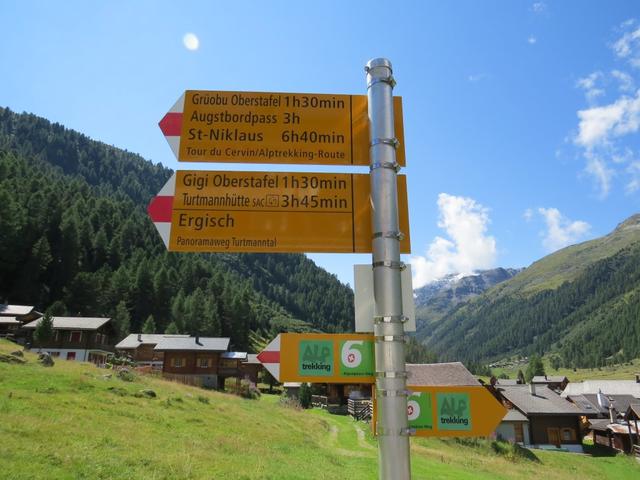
22;316;115;365
154;336;230;388
0;304;41;337
115;333;190;367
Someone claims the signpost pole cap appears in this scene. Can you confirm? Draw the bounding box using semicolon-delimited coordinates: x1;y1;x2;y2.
365;58;393;73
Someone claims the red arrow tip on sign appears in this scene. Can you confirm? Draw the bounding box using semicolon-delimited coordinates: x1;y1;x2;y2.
257;350;280;364
148;196;174;222
159;112;183;136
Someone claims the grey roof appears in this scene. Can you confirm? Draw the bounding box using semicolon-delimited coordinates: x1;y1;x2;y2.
503;409;529;422
566;394;601;414
0;317;20;325
496;379;521;386
406;362;480;386
221;352;247;360
625;404;640;420
498;385;590;415
532;376;568;384
582;394;639;415
154;336;230;352
115;333;190;349
23;316;111;331
0;304;36;316
588;419;612;431
562;380;640;398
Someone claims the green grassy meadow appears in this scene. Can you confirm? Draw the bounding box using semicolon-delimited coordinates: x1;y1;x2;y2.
1;340;638;479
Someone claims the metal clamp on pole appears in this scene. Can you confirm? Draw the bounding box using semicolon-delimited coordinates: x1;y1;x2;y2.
366;75;397;89
376;425;414;436
372;260;406;270
370;161;401;172
375;334;407;343
378;389;411;398
373;315;409;325
372;231;405;241
376;371;408;379
371;137;400;149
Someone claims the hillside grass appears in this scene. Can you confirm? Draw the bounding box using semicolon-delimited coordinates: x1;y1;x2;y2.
1;340;638;479
489;355;640;382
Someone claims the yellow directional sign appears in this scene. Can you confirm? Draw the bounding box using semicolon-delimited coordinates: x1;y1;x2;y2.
373;386;507;438
159;90;406;166
257;333;376;384
148;170;411;254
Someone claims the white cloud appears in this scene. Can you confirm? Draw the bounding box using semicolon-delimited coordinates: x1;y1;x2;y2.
523;208;534;221
528;36;537;45
612;70;635;92
537;208;591;252
585;155;614;198
468;73;489;83
572;21;640;197
575;90;640;149
531;2;546;14
613;24;640;67
411;194;497;288
626;161;640;194
183;33;200;51
577;72;605;103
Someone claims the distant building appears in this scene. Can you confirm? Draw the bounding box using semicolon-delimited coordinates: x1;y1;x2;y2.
491;383;590;452
561;377;640;399
22;316;115;365
115;333;190;367
531;375;569;393
0;304;41;337
154;336;230;389
407;362;481;386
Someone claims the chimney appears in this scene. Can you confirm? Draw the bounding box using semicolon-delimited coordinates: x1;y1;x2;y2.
609;406;617;423
635;373;639;383
529;383;536;396
137;333;142;342
195;335;203;346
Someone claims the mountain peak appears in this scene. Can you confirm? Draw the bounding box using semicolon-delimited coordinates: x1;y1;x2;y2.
614;213;640;233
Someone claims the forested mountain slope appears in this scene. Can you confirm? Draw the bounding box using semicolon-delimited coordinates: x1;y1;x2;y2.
0;107;354;348
422;217;640;368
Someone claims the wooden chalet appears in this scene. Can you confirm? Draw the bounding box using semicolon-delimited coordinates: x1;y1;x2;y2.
22;316;115;365
589;418;638;454
154;336;230;389
492;383;590;452
115;333;190;367
531;375;569;393
0;304;41;337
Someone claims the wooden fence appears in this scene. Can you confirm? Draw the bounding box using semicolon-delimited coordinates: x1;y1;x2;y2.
348;398;373;421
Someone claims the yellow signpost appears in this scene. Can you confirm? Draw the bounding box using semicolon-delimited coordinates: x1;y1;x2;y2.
159;90;406;166
148;170;410;253
372;385;507;438
257;333;376;384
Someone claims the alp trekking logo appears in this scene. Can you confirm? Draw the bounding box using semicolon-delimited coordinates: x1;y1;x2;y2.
437;393;471;431
298;340;333;376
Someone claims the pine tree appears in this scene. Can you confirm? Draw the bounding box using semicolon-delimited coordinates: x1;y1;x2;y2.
34;313;54;345
112;300;131;339
142;315;156;334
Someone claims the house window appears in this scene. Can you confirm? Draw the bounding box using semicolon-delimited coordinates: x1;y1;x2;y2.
561;428;575;442
171;357;185;368
197;357;210;368
69;331;82;343
67;352;76;361
514;423;524;443
49;351;60;358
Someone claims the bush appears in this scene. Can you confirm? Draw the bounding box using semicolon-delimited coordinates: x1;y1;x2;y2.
230;379;261;400
299;383;312;409
279;393;302;410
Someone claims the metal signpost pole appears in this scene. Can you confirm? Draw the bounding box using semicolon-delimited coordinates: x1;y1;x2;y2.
366;58;411;479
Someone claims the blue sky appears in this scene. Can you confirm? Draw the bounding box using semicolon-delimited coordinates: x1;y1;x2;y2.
2;1;640;288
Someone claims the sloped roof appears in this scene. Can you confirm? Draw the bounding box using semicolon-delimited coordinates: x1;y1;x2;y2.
532;376;568;384
498;385;589;415
0;304;36;316
625;403;640;421
154;336;230;352
566;394;601;414
562;380;640;398
583;394;638;415
496;379;521;386
23;317;111;331
115;334;189;349
406;362;480;386
0;317;20;325
503;409;529;422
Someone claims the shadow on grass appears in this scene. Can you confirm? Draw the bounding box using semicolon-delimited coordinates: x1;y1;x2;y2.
582;443;619;457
